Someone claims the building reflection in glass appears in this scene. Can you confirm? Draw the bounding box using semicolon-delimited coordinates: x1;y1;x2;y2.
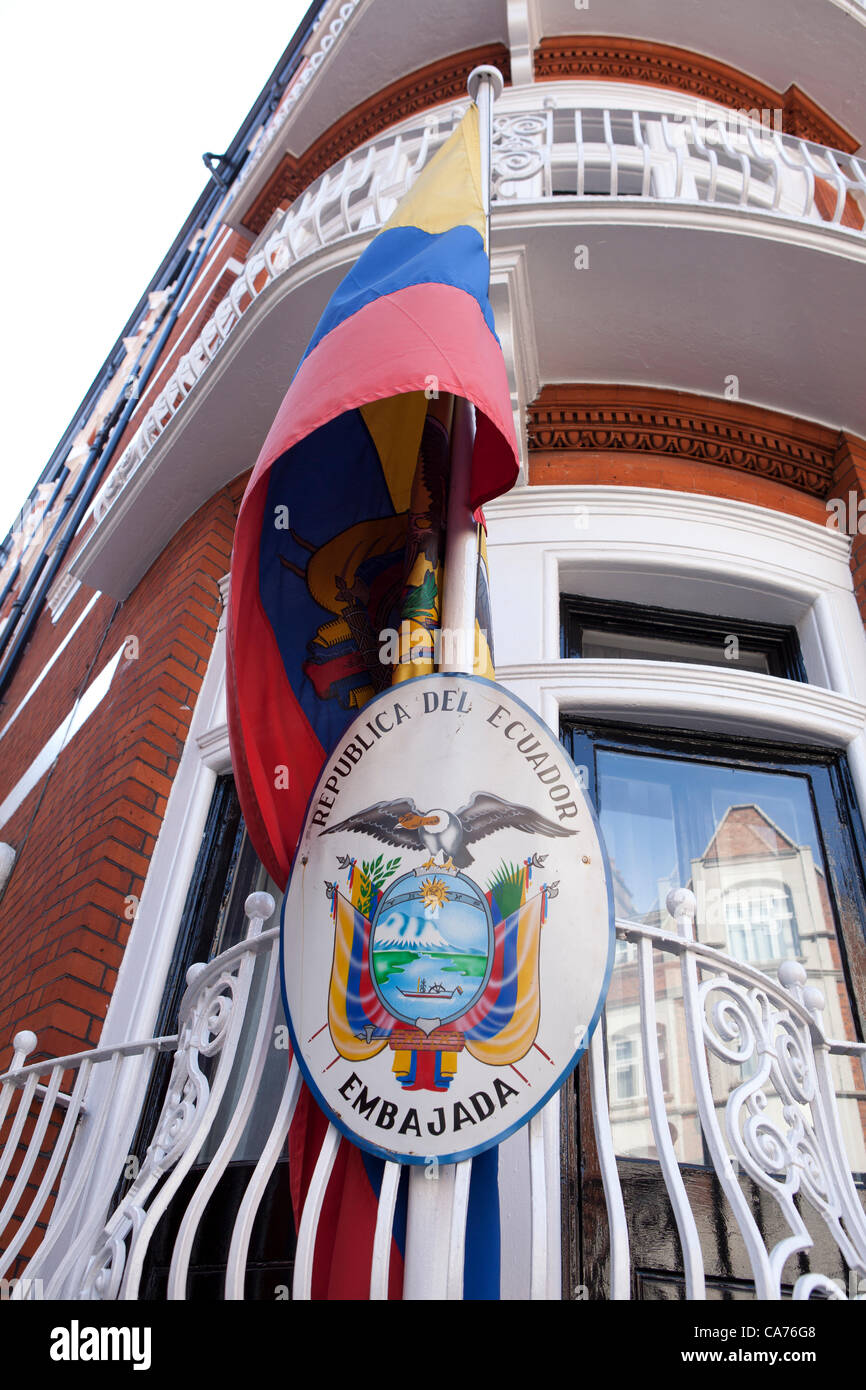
598;751;866;1175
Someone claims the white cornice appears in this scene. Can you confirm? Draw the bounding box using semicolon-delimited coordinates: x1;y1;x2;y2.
195;721;231;773
485;485;852;567
71;237;538;599
495;658;866;747
69;242;366;597
492;200;866;267
228;0;370;219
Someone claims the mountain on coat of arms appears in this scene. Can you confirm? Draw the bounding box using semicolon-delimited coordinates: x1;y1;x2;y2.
373;911;455;952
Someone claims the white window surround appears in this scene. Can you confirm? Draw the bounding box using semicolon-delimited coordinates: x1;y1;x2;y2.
484;487;866;797
43;594;233;1281
52;487;866;1298
0;641;126;832
0;592;101;743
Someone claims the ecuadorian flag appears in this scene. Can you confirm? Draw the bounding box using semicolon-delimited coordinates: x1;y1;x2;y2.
228;104;518;1302
228;106;518;889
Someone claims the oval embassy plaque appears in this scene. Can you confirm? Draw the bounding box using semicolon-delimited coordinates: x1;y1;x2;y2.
281;673;614;1164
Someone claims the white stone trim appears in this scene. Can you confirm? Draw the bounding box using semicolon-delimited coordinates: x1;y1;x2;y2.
484;486;860;679
52;623;230;1260
196;722;231;772
486;485;853;566
101;635;228;1046
46;573;82;624
493;199;866;265
228;0;369;214
484;486;866;727
0;592;101;743
0;642;125;832
490;244;539;482
482;481;866;1298
506;0;542;88
496;659;866;749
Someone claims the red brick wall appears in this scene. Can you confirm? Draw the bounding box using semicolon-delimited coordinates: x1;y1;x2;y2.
528;386;866;621
0;590;117;798
529;450;831;525
0;472;248;1071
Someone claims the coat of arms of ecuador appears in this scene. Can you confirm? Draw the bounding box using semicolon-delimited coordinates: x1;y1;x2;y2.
281;673;614;1164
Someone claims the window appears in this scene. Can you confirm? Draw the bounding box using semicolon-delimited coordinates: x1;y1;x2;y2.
723;881;800;964
612;1034;639;1100
610;1025;669;1103
562;719;866;1175
561;594;806;681
115;775;294;1298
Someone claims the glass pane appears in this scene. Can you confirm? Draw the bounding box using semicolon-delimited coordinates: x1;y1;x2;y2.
581;628;771;674
598;748;866;1174
209;829;267;958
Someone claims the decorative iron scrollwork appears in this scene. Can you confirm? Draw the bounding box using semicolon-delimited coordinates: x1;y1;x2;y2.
491;113;549;189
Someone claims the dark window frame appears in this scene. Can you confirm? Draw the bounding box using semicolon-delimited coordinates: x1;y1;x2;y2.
561;717;866;1039
114;775;262;1204
109;774;297;1297
560;716;866;1295
560;593;807;682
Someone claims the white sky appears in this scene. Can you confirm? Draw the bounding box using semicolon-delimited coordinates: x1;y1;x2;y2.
0;0;312;538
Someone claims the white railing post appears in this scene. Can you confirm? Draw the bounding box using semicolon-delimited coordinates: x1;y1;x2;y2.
589;1024;631;1299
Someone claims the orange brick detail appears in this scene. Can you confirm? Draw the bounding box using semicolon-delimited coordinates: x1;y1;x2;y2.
534;39;858;151
528;386;866;625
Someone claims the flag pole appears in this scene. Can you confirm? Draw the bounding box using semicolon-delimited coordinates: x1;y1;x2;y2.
403;65;503;1302
438;65;503;678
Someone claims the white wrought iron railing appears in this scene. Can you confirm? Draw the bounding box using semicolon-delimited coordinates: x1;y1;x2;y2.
609;889;866;1301
91;95;866;527
2;888;864;1300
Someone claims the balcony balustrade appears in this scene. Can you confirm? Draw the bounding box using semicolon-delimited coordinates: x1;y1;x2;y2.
2;889;864;1300
91;92;866;530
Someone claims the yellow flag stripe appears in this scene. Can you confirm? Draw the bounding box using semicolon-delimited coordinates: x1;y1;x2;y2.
385;106;486;245
359;392;428;513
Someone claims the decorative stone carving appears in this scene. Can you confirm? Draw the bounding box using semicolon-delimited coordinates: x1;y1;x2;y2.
534;38;857;153
527;386;842;498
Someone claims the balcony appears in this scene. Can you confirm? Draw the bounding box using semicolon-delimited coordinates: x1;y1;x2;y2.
73;85;866;599
2;890;864;1299
226;1;866;222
